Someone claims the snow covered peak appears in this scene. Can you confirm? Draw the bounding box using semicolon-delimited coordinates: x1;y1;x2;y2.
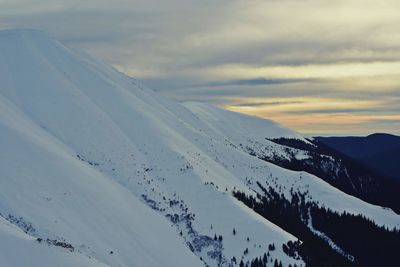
0;28;304;266
0;29;398;267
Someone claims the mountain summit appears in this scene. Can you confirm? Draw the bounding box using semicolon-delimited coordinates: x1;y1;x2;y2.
0;30;399;267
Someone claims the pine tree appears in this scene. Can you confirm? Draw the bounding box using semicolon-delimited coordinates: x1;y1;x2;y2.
232;256;237;264
263;253;268;264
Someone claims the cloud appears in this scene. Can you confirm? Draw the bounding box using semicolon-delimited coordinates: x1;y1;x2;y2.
204;78;311;87
4;0;400;74
0;0;399;134
233;101;306;107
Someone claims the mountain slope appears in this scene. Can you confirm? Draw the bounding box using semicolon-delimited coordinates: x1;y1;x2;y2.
0;216;109;267
316;134;400;183
261;137;400;214
0;29;204;267
0;88;204;267
316;133;400;159
0;29;399;267
0;29;302;267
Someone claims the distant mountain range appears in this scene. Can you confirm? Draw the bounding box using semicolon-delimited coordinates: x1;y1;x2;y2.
315;134;400;183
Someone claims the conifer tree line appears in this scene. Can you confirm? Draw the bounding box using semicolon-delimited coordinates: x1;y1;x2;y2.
233;181;400;267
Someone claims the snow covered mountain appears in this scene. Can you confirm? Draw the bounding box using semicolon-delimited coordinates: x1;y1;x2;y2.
0;29;399;267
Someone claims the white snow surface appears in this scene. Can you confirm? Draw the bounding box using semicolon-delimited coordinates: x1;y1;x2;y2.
0;29;399;267
0;216;109;267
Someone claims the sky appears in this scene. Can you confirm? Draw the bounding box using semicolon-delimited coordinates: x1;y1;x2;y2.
1;0;399;135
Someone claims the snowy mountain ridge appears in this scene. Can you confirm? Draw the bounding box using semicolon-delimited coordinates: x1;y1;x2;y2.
0;29;399;267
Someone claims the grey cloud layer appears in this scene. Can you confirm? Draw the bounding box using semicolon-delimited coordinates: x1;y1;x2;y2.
3;0;400;72
1;0;399;134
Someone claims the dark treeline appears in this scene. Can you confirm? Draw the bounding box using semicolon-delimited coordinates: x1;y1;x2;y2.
236;254;284;267
233;186;353;267
233;182;400;267
311;206;400;267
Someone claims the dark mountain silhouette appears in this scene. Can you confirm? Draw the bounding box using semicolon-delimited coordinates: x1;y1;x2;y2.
316;133;400;183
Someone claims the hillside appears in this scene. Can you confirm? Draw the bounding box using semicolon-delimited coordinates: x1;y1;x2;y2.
0;29;399;267
316;134;400;183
